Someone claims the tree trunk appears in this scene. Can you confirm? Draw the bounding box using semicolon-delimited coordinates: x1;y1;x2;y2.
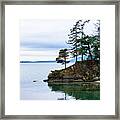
65;93;66;100
75;44;77;63
88;44;92;60
81;30;84;61
75;55;77;63
82;54;83;61
65;62;66;69
65;58;66;69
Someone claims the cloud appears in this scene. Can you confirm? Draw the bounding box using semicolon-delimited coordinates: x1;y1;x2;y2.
20;19;99;61
20;19;76;50
21;41;68;49
20;49;59;61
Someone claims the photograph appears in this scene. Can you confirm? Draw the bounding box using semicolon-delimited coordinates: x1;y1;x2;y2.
20;19;100;100
2;1;118;117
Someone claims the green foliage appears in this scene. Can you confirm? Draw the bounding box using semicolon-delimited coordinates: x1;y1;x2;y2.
68;20;100;62
67;20;90;62
56;20;100;66
56;49;70;69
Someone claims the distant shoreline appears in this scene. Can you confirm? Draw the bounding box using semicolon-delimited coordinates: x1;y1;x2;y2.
20;60;74;63
20;61;56;63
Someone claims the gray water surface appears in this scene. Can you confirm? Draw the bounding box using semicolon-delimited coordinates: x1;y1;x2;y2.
20;63;100;100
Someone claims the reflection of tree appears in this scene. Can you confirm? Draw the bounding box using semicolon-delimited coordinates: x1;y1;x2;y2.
48;83;100;100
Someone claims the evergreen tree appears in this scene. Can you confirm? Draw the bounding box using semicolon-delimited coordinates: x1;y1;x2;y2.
68;21;81;62
92;20;100;60
56;49;69;69
68;20;90;62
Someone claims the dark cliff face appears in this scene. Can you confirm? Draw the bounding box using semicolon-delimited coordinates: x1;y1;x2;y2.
48;60;100;82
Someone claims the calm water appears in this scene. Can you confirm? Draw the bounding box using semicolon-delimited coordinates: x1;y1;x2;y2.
20;63;100;100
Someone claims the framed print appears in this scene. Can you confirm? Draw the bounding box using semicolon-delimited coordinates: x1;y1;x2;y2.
0;0;119;119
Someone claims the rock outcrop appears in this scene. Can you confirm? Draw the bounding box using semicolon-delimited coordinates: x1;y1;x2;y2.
47;60;100;83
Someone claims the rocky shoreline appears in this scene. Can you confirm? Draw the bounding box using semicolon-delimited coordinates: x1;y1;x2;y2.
46;60;100;83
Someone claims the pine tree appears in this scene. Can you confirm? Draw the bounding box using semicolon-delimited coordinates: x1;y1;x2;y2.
68;20;90;62
56;49;69;69
92;20;100;60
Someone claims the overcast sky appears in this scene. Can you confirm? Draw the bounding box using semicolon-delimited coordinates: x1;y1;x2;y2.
20;19;98;61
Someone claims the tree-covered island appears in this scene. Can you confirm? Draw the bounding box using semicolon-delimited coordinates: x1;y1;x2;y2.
45;20;100;87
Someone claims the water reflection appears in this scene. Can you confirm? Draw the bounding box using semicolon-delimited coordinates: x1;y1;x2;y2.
48;83;100;100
